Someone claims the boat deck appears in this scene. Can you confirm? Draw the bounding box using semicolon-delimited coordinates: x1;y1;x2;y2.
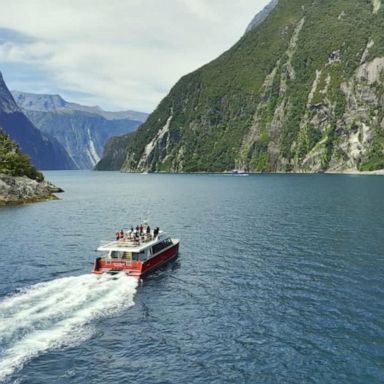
97;231;167;252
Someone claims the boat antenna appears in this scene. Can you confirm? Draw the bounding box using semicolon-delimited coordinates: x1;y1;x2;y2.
142;209;151;225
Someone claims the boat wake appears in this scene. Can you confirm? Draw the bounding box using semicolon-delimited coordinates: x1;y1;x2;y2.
0;273;138;381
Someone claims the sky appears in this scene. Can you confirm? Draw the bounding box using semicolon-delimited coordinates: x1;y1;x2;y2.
0;0;271;113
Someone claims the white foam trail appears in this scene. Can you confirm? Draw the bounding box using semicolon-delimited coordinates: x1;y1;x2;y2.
0;273;138;382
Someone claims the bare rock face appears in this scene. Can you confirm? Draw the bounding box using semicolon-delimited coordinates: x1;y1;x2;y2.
0;174;63;205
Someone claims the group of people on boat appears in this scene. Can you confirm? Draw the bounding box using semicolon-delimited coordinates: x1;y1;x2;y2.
115;224;160;243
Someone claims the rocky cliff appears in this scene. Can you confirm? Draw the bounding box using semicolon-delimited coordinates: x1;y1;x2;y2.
0;73;75;170
13;91;147;169
100;0;384;173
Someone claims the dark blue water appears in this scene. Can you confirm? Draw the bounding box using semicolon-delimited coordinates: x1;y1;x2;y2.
1;171;384;383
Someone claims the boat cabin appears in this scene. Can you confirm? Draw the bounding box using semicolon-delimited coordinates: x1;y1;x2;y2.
97;231;174;262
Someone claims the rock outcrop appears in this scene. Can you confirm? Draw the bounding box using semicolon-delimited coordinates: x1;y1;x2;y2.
0;174;63;205
0;129;63;205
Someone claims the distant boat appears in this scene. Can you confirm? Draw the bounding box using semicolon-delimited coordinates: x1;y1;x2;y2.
231;169;249;176
141;171;149;174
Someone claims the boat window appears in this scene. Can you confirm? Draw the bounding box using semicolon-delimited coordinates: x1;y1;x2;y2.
132;251;146;261
110;251;124;259
151;238;173;255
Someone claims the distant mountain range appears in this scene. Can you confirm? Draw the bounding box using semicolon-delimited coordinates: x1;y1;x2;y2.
12;91;148;122
98;0;384;173
0;73;74;170
12;91;147;169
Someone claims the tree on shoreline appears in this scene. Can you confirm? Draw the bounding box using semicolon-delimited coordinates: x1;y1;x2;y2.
0;129;44;181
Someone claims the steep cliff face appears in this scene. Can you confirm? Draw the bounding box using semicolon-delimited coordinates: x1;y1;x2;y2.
13;91;146;169
0;73;75;170
104;0;384;173
24;109;141;169
237;0;384;173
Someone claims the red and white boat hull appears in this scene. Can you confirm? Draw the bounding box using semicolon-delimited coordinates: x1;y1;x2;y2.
92;242;179;278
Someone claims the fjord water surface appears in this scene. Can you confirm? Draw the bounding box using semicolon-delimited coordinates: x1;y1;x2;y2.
0;171;383;383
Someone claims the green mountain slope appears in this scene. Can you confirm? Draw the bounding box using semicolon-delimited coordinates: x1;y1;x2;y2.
95;133;134;170
103;0;384;173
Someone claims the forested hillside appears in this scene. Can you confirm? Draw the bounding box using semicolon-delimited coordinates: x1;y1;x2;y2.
99;0;384;173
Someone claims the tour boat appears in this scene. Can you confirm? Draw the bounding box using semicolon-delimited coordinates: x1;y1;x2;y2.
92;227;179;278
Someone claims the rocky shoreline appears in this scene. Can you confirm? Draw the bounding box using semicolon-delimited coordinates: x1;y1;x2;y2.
334;169;384;176
0;173;63;206
120;168;384;175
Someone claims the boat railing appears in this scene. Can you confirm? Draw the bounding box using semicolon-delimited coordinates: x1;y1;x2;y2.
99;230;158;249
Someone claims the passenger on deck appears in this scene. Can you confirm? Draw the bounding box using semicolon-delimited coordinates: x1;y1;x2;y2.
119;230;124;239
115;231;120;241
142;226;150;241
134;231;140;244
140;224;144;234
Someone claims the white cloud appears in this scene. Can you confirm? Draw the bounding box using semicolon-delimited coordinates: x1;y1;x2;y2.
0;0;271;112
176;0;220;22
0;41;51;63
